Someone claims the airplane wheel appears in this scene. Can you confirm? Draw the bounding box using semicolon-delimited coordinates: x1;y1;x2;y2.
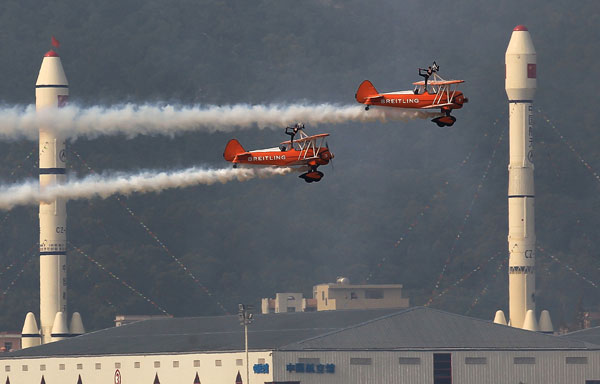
436;122;444;127
305;178;313;183
365;106;370;111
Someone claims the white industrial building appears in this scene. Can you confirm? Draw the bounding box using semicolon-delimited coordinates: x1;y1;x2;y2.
2;307;599;384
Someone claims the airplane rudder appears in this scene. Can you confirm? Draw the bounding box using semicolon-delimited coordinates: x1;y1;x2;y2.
355;80;378;103
224;139;245;161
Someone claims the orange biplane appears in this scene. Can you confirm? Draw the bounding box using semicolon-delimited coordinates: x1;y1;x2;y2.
355;62;468;126
223;124;334;183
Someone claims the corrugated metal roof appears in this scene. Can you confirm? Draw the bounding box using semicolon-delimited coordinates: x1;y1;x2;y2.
562;326;600;346
281;307;599;351
2;307;596;359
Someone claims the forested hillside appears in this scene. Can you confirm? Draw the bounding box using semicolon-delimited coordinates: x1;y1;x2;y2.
0;0;598;332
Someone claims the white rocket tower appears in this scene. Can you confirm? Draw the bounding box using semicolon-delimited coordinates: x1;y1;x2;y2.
22;41;84;347
37;47;69;344
500;25;551;332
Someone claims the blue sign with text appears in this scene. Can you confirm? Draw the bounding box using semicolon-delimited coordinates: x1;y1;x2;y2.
253;363;269;374
286;363;335;374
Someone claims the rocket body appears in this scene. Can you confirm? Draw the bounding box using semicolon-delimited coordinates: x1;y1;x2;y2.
36;50;69;344
505;26;537;329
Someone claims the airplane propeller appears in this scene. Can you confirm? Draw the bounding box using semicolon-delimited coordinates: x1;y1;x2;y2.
326;140;334;172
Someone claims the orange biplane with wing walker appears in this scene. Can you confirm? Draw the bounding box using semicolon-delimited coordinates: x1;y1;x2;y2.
223;124;334;183
355;62;468;126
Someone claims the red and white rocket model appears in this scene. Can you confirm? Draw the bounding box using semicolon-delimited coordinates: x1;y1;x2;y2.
21;39;84;347
494;26;552;333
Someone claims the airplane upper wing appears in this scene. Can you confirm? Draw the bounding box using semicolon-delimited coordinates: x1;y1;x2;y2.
413;79;464;86
280;133;329;146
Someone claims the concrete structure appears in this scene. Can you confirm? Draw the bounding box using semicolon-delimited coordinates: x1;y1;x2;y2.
261;293;307;314
312;278;409;311
2;307;599;384
503;25;552;331
0;333;21;353
262;278;409;314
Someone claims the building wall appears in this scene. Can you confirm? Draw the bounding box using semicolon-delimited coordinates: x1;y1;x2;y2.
314;285;409;311
0;334;21;352
273;350;600;384
274;293;303;313
1;351;273;384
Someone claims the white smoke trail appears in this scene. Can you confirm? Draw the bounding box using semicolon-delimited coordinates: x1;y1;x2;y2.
0;104;438;141
0;166;291;210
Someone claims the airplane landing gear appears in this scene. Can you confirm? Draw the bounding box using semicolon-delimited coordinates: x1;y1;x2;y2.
431;114;456;127
365;106;370;111
299;169;324;183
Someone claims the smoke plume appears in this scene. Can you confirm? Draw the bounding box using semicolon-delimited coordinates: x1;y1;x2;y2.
0;104;438;141
0;166;291;209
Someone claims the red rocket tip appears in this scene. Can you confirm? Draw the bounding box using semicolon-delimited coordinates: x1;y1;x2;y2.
513;25;528;31
44;50;59;57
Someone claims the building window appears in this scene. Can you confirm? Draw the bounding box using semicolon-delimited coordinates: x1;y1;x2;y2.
566;357;588;364
95;363;101;370
514;357;535;365
299;358;320;365
236;359;243;366
154;361;160;368
22;365;28;372
399;357;421;365
465;357;487;365
350;292;357;299
115;362;121;369
215;360;222;367
433;353;451;384
193;360;200;367
585;381;600;384
134;362;141;368
77;364;83;370
287;307;296;312
173;361;179;368
4;342;12;351
350;358;372;365
40;364;46;371
365;289;384;299
59;364;65;371
4;366;10;372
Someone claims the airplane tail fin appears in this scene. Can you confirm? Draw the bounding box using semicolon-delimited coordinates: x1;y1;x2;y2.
355;80;379;103
223;139;245;162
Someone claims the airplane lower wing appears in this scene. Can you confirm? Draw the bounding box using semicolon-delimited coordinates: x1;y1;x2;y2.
366;95;384;102
421;103;454;109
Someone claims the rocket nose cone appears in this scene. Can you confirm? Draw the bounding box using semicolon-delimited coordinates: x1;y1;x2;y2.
69;312;85;335
522;309;539;332
539;310;554;333
513;25;528;31
506;27;536;55
493;310;507;325
36;54;68;87
51;311;69;335
22;312;40;334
